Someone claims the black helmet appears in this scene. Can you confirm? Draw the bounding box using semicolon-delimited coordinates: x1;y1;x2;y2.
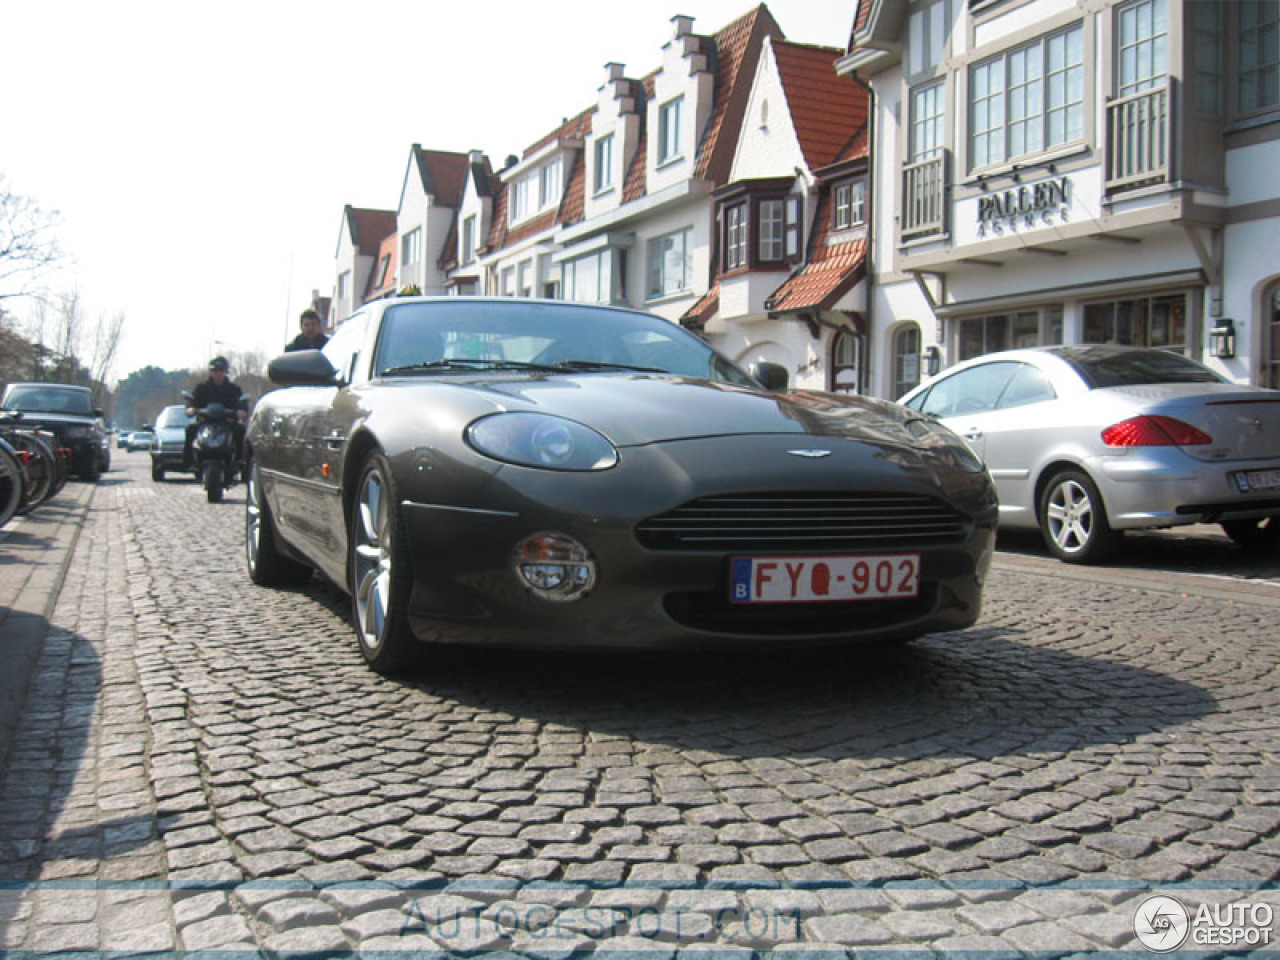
209;356;229;372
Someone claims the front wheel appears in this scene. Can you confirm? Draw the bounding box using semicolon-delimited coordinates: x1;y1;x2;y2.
246;459;311;585
1222;517;1280;552
1038;469;1119;564
349;452;416;675
151;463;165;482
204;460;224;503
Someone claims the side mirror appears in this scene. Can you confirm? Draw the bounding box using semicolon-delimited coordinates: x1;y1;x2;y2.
750;361;789;392
268;349;341;386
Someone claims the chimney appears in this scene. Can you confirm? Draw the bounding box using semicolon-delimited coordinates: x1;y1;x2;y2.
467;149;485;165
671;14;694;39
604;62;625;83
503;155;519;170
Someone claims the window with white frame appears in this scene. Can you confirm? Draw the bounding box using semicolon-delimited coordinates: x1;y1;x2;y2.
1117;0;1168;98
833;180;866;230
564;248;627;305
539;158;562;210
593;134;614;193
758;200;785;262
402;227;422;267
659;96;683;164
511;175;534;222
1239;0;1280;113
461;215;476;265
337;271;350;301
907;0;949;78
970;24;1083;170
725;204;747;270
647;228;691;299
910;81;946;161
893;324;923;400
501;265;515;296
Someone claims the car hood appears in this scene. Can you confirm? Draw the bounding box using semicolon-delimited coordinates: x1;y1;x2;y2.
447;374;922;447
2;411;97;431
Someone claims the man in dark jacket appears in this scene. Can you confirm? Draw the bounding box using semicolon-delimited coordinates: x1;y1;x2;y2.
286;308;329;352
184;356;246;472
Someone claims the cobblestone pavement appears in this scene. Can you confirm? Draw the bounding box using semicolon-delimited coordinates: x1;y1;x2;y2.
2;454;1279;955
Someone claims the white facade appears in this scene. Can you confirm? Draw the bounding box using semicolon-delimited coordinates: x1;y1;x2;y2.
841;0;1280;396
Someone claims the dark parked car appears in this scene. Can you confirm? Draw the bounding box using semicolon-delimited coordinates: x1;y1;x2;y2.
149;404;195;481
247;297;998;674
0;382;109;481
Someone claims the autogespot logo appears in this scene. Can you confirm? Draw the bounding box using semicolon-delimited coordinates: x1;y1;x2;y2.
1134;895;1190;952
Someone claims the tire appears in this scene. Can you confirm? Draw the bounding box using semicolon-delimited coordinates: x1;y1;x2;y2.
1222;517;1280;552
151;463;165;482
245;459;311;585
349;452;416;675
10;434;54;510
80;459;101;483
1038;469;1120;564
204;460;224;503
0;444;24;528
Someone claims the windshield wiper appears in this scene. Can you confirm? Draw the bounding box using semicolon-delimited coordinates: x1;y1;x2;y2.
382;358;562;375
549;360;666;373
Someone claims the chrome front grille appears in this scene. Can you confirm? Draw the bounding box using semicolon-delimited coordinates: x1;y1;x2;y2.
635;492;968;552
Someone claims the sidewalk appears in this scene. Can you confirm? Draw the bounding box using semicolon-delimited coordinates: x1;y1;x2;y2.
0;481;95;770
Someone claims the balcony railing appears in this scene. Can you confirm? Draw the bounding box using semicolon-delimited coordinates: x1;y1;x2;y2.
901;152;947;241
1105;81;1172;193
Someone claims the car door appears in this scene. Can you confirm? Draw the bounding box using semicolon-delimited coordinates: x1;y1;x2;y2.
270;312;369;577
972;362;1060;525
917;361;1021;467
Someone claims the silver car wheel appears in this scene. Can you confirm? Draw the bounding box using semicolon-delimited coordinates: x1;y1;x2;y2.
352;465;391;652
245;467;263;574
1046;477;1094;554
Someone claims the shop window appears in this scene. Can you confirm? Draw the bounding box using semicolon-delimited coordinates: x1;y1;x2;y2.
1083;293;1187;352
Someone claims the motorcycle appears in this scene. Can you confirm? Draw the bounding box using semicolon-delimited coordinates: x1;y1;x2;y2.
186;393;248;503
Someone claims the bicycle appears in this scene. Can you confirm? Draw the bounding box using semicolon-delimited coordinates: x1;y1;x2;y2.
0;436;26;528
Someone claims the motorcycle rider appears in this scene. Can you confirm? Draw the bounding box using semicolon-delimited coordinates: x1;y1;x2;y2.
183;356;246;476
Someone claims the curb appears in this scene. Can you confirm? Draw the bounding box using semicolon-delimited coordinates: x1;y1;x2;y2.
0;480;95;771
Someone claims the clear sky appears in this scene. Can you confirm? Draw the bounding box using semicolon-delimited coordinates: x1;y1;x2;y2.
2;0;856;382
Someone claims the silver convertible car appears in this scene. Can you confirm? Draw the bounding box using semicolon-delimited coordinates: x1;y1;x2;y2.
900;346;1280;563
246;297;997;674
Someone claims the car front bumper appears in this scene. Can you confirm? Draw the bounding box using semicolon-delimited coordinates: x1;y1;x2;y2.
395;436;998;651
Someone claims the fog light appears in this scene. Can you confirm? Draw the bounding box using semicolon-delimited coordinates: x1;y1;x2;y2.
513;533;597;602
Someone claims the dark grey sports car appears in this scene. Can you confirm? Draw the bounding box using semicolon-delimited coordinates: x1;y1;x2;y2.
247;297;998;674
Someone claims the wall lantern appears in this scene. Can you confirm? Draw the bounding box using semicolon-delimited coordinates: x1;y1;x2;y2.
1210;318;1237;359
923;345;942;377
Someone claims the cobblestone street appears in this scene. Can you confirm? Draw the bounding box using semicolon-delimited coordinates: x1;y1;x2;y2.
2;454;1279;955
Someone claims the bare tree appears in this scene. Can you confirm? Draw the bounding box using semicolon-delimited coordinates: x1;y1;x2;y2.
0;174;63;301
87;309;126;402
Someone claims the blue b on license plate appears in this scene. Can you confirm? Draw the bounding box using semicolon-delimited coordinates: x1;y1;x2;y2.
730;554;921;604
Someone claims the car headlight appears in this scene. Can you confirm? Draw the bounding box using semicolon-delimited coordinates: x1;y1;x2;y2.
466;413;618;471
905;417;987;474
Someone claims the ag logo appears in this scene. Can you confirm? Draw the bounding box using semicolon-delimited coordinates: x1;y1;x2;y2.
1134;895;1190;952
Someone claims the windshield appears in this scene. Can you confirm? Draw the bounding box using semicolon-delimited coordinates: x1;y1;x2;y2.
2;385;94;415
1053;347;1226;388
156;406;193;428
373;301;754;386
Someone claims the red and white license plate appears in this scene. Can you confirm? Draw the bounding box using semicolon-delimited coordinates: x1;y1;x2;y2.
730;554;921;604
1237;468;1280;492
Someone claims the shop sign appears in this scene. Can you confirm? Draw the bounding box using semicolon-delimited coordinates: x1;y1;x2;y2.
976;175;1072;239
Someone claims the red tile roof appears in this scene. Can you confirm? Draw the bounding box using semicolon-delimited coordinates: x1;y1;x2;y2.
681;282;720;327
695;5;784;182
767;186;867;313
413;147;470;207
345;207;397;257
622;76;656;204
772;40;869;172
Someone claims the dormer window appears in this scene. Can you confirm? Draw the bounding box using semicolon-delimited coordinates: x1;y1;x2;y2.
593;134;614;194
511;175;534;222
716;180;801;273
539;158;562;208
402;227;422;267
659;96;683;164
833;180;866;231
461;215;476;265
